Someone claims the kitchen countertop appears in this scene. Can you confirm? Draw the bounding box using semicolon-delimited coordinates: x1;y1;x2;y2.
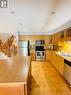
0;52;9;59
55;51;71;62
0;56;30;84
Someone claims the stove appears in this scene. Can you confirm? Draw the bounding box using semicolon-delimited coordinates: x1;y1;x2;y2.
36;50;45;61
35;46;45;61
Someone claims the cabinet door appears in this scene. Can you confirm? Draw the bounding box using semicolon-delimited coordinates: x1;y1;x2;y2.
46;50;53;61
53;33;59;50
46;51;64;75
66;28;71;41
46;50;50;60
0;84;25;95
55;54;64;75
31;53;35;61
60;31;64;38
66;28;71;37
59;30;66;41
51;52;64;75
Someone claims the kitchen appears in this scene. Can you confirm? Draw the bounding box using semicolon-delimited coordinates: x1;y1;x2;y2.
0;0;71;95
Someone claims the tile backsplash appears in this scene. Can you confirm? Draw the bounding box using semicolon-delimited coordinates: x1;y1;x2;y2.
58;41;71;54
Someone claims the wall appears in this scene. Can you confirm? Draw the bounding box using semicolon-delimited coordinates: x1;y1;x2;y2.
0;33;11;42
58;41;71;54
19;35;49;45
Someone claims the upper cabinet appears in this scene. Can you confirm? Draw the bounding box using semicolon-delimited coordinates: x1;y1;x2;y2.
60;31;64;38
48;35;53;44
59;29;66;41
66;27;71;37
66;27;71;41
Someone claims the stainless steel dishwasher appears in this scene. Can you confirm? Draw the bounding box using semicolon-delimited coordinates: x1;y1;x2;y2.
63;59;71;85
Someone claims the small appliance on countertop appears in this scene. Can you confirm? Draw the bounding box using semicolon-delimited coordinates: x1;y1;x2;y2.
36;40;45;45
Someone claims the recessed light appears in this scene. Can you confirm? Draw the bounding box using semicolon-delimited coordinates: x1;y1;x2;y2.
51;11;55;15
19;22;23;25
11;11;15;14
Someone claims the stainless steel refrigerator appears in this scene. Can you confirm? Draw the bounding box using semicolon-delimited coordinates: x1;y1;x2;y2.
19;41;30;56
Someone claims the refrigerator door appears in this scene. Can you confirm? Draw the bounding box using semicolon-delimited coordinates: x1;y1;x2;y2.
19;41;30;56
19;41;28;48
19;47;28;56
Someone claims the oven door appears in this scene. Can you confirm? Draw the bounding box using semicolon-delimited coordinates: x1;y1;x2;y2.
63;63;71;85
36;51;45;60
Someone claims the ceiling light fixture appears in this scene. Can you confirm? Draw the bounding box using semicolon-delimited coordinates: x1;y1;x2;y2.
19;22;24;25
11;11;15;14
51;11;55;15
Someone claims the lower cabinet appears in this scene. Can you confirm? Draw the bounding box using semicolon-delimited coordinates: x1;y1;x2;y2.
52;52;64;75
31;53;35;61
46;50;64;75
0;64;31;95
46;50;53;61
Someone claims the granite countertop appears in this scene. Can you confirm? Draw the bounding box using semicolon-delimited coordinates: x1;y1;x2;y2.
0;56;30;84
55;51;71;62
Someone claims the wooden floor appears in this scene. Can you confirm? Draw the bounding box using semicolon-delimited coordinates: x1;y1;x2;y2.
30;61;71;95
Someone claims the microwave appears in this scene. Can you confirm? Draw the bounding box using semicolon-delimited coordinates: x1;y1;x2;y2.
36;40;45;45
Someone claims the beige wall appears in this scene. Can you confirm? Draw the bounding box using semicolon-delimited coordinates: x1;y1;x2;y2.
0;33;11;42
19;35;49;45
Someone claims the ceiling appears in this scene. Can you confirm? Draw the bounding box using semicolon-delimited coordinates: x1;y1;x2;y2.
0;0;71;35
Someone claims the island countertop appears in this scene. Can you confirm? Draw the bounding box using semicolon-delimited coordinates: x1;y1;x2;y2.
0;56;31;84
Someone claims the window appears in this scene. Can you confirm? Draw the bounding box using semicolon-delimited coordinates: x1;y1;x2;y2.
0;0;7;8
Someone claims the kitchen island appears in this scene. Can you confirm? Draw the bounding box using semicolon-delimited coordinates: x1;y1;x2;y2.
0;56;31;95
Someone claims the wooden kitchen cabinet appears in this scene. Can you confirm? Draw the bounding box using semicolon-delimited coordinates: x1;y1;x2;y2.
46;50;64;75
57;27;71;42
50;27;71;46
49;33;59;51
0;56;31;95
31;52;35;61
53;33;59;50
30;49;35;61
60;31;64;39
59;29;66;41
54;33;58;45
46;50;50;60
52;52;64;75
66;27;71;41
46;50;53;61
